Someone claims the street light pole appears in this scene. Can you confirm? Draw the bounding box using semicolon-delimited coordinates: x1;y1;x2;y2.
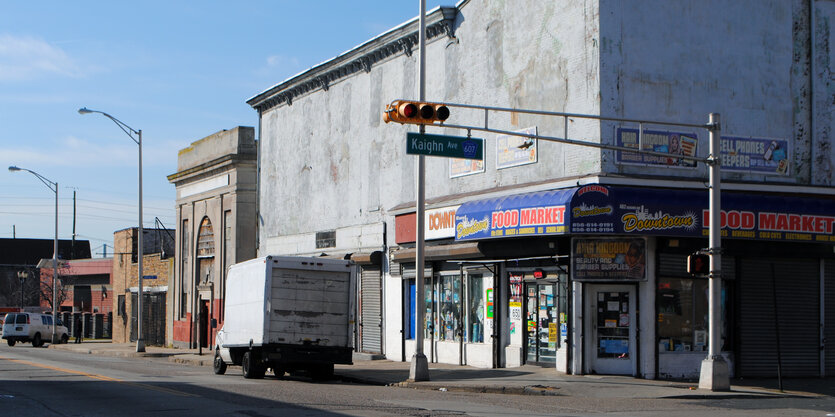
17;270;28;310
9;166;59;344
78;107;145;352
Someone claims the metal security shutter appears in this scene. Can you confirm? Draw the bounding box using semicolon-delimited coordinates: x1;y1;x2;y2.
360;265;382;354
738;258;819;377
825;260;835;376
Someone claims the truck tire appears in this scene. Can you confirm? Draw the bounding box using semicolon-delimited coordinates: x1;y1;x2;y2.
32;333;42;347
242;351;265;379
213;350;227;375
6;339;15;347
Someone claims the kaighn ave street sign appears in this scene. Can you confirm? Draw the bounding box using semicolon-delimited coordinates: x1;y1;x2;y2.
406;132;483;160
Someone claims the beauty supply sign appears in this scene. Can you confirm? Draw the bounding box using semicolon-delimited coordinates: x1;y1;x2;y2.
572;237;647;281
615;128;698;168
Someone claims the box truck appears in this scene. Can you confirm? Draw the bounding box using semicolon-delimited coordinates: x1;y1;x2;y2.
213;256;356;379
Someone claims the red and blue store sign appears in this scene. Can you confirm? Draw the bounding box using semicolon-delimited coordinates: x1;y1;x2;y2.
453;184;835;243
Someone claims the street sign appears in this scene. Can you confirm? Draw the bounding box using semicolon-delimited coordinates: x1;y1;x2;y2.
142;275;157;280
406;132;483;160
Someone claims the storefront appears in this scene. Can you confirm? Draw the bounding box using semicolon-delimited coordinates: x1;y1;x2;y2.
448;183;835;378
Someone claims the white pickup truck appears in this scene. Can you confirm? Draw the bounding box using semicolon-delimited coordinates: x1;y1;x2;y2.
213;256;356;379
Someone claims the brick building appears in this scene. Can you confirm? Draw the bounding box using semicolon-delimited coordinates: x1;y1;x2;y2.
111;227;174;345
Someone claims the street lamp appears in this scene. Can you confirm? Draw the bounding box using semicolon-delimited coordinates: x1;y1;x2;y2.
9;166;59;344
78;107;145;353
17;270;29;310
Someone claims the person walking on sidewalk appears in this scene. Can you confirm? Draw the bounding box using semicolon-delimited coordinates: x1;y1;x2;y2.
74;315;82;344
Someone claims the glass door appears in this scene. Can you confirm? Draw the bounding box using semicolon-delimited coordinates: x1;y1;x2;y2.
587;285;636;375
525;283;557;364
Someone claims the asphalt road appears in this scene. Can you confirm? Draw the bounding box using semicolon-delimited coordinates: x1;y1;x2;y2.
1;343;834;417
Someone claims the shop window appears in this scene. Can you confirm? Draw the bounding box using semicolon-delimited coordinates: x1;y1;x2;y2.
424;278;434;340
438;275;462;341
657;277;709;352
467;274;486;343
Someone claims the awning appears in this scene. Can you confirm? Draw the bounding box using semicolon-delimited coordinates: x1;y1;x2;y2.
454;188;577;241
454;184;835;243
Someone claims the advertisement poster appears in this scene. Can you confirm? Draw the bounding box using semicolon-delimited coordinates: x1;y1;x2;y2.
509;273;523;304
720;136;790;175
615;127;698;168
450;156;484;178
572;237;647;281
497;126;537;169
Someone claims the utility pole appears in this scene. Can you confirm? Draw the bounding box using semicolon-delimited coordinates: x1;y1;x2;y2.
72;190;77;257
409;0;430;382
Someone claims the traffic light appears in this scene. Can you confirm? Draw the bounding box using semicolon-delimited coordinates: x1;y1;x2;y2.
687;253;710;275
384;100;450;125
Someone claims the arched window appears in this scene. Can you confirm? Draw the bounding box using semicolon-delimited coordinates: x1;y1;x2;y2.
196;217;215;285
197;217;215;258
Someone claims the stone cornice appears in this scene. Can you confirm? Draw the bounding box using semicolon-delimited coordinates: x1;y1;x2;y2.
247;6;458;113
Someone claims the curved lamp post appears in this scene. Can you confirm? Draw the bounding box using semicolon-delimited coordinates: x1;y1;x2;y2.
78;107;145;353
9;166;59;344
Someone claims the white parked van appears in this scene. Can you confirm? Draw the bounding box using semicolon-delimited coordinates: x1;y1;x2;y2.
2;313;69;346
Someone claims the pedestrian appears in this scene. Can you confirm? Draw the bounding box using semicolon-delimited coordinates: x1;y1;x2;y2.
74;315;82;344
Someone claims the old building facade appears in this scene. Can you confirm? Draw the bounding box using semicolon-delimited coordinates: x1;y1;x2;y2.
111;228;174;345
248;0;834;378
167;127;257;349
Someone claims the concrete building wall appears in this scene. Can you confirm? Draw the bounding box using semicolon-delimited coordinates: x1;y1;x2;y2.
257;1;603;255
168;126;257;348
599;0;834;185
252;0;834;367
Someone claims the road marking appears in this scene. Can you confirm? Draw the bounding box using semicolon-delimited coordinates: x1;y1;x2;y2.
0;356;198;397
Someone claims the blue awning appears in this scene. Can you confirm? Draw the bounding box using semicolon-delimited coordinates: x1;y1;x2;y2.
454;184;835;243
454;188;577;241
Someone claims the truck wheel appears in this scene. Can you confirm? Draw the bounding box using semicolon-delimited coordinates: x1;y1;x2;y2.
213;350;227;375
32;333;42;347
6;339;15;347
242;351;265;379
273;366;286;379
61;334;69;344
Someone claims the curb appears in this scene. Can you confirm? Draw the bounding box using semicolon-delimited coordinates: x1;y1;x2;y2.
390;381;562;396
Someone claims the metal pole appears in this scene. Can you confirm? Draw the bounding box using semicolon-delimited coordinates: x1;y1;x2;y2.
699;113;729;390
409;0;429;382
137;129;145;352
52;183;58;344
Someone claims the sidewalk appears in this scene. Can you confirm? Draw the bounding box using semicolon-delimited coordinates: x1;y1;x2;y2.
48;340;832;399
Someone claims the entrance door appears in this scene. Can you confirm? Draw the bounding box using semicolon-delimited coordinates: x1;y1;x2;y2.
525;283;557;364
587;285;636;375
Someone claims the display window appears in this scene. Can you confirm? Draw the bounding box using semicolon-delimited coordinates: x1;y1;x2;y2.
657;277;709;352
438;275;462;341
405;269;493;344
467;274;487;343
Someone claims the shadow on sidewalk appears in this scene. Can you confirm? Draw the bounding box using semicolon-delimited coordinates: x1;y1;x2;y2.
731;377;835;397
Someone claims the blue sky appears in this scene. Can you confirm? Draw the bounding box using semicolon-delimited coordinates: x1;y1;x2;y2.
0;1;448;255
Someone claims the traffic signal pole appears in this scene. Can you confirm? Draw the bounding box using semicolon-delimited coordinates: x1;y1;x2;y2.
699;113;730;390
409;0;430;382
387;98;730;389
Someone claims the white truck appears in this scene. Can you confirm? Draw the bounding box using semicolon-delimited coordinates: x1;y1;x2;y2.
213;256;356;380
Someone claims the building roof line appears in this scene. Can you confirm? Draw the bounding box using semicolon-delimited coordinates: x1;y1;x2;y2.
247;6;458;112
